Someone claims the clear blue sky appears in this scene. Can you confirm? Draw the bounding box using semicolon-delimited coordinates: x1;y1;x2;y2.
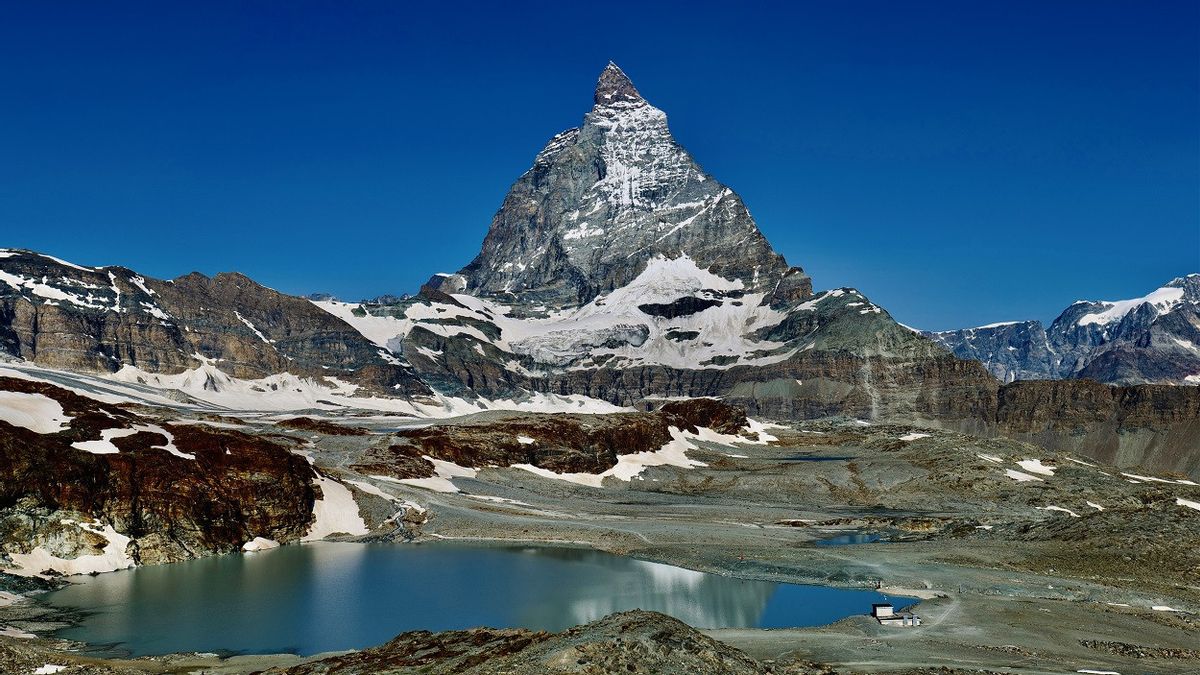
1;1;1196;330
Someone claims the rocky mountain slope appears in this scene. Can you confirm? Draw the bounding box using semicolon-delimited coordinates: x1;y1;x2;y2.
453;63;811;311
928;275;1200;385
0;248;428;398
316;64;998;426
0;375;321;573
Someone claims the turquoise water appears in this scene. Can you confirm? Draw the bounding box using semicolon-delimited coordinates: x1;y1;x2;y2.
43;542;902;657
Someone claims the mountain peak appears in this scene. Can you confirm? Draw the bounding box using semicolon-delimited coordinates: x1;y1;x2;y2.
594;62;641;105
458;64;808;309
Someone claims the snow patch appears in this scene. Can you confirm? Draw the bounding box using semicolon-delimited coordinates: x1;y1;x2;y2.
1177;498;1200;512
392;458;479;494
303;475;369;541
8;521;133;577
234;311;273;345
0;391;72;433
515;427;706;488
70;423;193;459
1077;286;1185;326
1005;469;1043;482
1121;472;1194;485
242;537;280;552
1037;505;1080;518
1017;459;1056;477
71;427;140;454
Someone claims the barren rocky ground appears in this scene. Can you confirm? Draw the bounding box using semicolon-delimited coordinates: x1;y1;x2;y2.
2;403;1198;674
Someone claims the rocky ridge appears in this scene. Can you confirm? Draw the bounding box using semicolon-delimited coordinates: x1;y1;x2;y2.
0;248;428;397
928;275;1200;385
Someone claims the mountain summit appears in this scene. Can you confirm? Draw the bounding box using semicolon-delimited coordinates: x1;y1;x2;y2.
594;62;642;104
450;63;811;310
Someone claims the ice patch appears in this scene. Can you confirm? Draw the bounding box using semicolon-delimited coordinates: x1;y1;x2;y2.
1005;469;1043;482
242;537;280;552
1037;505;1080;518
0;391;72;433
1177;498;1200;512
303;475;370;541
1017;459;1056;477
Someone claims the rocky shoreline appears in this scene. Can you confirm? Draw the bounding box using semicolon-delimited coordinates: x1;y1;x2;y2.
1;405;1197;674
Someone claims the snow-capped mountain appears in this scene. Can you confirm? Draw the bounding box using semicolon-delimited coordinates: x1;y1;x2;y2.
928;275;1200;385
316;64;989;422
448;63;812;310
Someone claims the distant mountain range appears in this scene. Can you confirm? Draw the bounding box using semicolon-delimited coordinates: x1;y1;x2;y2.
928;275;1200;385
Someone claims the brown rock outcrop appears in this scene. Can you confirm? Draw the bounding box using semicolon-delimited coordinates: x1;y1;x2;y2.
269;609;766;675
0;377;319;569
355;399;750;479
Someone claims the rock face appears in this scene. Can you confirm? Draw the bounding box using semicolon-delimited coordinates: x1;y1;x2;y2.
269;609;768;675
928;275;1200;385
453;63;810;310
992;379;1200;479
356;399;750;480
0;249;428;396
924;321;1055;384
0;376;319;572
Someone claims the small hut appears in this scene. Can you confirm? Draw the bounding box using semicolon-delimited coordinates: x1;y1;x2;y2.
871;603;921;627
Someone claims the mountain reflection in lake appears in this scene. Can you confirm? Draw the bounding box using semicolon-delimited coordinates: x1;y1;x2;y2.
43;542;900;657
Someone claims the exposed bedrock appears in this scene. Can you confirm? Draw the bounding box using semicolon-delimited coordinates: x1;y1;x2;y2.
0;377;319;572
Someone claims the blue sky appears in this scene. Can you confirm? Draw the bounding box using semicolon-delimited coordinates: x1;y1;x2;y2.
0;1;1196;330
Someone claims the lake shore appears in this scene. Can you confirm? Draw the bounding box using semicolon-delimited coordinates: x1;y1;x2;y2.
2;418;1198;673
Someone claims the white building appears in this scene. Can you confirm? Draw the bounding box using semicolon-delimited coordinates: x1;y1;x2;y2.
871;603;921;627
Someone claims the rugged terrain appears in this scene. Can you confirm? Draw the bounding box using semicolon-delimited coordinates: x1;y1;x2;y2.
929;274;1200;385
1;392;1198;673
0;249;427;396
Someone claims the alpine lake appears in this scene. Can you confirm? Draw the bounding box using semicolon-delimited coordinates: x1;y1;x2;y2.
41;541;904;657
